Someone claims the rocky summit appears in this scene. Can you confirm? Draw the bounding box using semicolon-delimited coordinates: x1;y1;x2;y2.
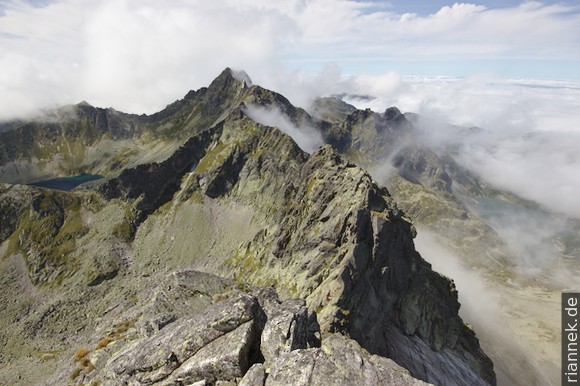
0;68;495;385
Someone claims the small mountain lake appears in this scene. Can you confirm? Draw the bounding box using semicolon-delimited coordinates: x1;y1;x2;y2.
28;173;103;191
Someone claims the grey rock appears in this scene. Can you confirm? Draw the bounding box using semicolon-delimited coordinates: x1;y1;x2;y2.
86;250;120;286
100;294;264;385
258;288;320;366
48;269;434;386
215;381;237;386
162;320;256;385
238;363;266;386
266;334;433;386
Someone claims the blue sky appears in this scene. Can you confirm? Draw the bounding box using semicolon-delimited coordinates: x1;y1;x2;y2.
386;0;576;15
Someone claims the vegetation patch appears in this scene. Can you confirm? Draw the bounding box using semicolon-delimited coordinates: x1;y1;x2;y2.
194;141;230;173
70;346;95;380
5;189;90;285
73;347;90;363
94;318;137;351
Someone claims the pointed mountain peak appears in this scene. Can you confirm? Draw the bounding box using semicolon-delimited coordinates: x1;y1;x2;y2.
209;67;252;91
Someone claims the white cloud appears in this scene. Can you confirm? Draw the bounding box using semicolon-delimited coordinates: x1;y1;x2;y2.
0;0;298;118
281;0;580;62
243;104;324;153
341;74;580;218
457;130;580;218
1;0;579;120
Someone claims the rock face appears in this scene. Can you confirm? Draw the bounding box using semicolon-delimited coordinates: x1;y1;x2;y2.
266;334;431;386
0;68;495;386
48;270;429;386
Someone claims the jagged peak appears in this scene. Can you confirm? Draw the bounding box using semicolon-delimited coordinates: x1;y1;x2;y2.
209;67;252;90
230;68;253;87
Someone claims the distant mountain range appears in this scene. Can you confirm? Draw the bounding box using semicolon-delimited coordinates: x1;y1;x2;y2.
1;68;577;385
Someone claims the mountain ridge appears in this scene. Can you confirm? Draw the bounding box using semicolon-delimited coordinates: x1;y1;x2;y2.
0;67;504;385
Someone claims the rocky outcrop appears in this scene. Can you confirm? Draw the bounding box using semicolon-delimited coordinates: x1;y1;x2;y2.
0;68;252;184
310;97;512;273
311;99;414;156
0;185;92;285
102;294;263;385
52;270;429;386
98;126;219;229
266;334;432;386
0;104;139;166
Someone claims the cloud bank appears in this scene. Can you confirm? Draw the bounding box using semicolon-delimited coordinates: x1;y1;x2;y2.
335;74;580;219
0;0;297;118
1;0;579;119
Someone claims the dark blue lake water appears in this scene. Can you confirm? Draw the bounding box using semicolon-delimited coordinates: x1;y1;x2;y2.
29;173;103;191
